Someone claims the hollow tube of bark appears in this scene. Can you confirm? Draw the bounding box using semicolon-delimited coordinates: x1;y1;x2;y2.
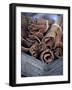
40;49;54;64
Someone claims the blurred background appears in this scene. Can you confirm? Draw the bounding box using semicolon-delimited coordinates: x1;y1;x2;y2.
21;12;63;28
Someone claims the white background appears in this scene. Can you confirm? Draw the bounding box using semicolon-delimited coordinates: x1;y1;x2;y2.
0;0;72;89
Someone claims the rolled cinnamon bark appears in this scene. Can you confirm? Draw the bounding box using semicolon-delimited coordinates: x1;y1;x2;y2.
54;42;63;59
28;19;49;38
42;37;55;49
42;24;62;49
21;16;63;62
40;49;54;64
29;42;46;58
21;37;33;48
29;42;40;58
22;41;40;57
52;24;63;59
28;35;41;43
21;35;40;47
54;47;63;59
21;46;29;52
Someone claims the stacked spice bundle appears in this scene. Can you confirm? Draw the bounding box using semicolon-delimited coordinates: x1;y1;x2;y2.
21;15;63;64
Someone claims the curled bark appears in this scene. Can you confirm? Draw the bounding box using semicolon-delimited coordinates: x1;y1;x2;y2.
42;37;55;49
28;35;41;43
21;46;29;52
22;34;41;53
40;49;54;64
29;42;39;58
54;42;63;59
21;16;63;64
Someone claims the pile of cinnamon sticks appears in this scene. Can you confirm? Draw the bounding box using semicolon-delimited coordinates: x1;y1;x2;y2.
21;15;63;64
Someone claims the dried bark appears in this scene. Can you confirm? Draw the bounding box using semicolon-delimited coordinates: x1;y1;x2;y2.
21;16;63;64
